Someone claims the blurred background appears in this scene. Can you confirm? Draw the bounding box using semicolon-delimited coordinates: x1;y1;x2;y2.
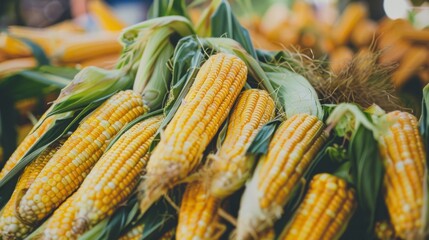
0;0;428;161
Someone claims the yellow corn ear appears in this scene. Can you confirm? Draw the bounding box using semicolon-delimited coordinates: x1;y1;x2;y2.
378;111;426;239
18;90;146;226
54;33;121;63
375;220;396;240
279;174;356;240
43;115;162;239
138;53;247;214
0;138;65;239
118;224;144;240
88;0;127;31
177;181;222;240
0;57;37;79
237;113;327;239
0;34;32;57
209;89;275;198
0;116;55;180
392;47;428;88
332;2;368;45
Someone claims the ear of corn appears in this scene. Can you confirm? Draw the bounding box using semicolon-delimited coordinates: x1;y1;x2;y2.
375;220;396;240
54;33;121;63
332;2;368;45
138;53;247;214
0;116;56;180
0;34;32;57
378;111;426;239
43;115;162;239
279;173;356;240
17;90;146;226
118;224;145;240
0;138;65;239
176;181;222;240
209;89;275;198
237;113;327;239
392;47;428;88
0;57;37;78
88;0;127;31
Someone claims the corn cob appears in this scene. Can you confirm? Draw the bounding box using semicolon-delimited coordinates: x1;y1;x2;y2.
177;181;222;240
54;33;121;63
0;138;65;240
43;115;162;239
3;28;61;56
279;174;356;240
237;113;327;239
0;116;55;180
18;90;146;226
375;220;396;240
209;89;275;198
332;2;368;45
0;34;32;57
0;57;37;79
351;19;377;47
138;53;247;213
88;0;127;31
392;47;428;88
378;111;426;239
119;224;144;240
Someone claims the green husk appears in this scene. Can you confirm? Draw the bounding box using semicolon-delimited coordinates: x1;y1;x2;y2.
148;0;189;19
327;103;385;234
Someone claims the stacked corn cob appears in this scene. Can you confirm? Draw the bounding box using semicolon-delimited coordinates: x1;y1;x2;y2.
0;0;126;77
238;1;429;88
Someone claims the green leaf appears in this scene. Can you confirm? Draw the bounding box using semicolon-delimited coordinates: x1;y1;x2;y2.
48;67;132;116
11;36;49;66
420;83;429;165
210;0;256;57
148;0;189;19
246;119;280;155
38;65;79;80
17;70;71;88
348;125;384;232
262;63;323;120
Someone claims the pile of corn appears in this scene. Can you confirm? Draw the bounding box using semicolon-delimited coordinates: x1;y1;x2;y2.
0;1;427;240
239;1;429;88
0;0;127;78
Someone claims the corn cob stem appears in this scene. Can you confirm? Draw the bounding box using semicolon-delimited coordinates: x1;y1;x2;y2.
138;53;247;214
378;111;426;239
17;90;146;226
279;174;356;240
208;89;275;198
237;113;327;239
0;138;65;240
42;115;162;239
